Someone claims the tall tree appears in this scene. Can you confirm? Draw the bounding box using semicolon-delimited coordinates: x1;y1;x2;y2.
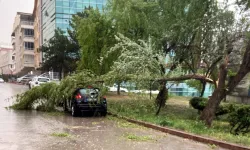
71;8;117;76
40;29;80;80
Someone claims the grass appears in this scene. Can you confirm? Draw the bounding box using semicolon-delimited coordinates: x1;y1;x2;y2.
51;132;71;138
123;133;154;141
107;93;250;147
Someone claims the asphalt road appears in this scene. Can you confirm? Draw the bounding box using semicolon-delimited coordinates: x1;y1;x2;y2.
0;83;226;150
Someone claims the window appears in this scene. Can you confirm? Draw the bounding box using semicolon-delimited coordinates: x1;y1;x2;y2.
24;42;34;50
24;29;34;37
12;56;15;60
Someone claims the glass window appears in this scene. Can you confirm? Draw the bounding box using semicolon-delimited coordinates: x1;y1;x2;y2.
24;42;34;50
24;29;34;36
76;2;82;8
70;1;76;7
83;0;89;2
56;7;63;13
63;8;69;13
97;4;102;10
89;3;96;8
63;1;69;7
56;1;63;7
56;14;63;18
38;78;50;82
96;0;102;3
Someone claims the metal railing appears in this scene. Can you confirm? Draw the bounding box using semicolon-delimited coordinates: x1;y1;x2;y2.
21;21;34;26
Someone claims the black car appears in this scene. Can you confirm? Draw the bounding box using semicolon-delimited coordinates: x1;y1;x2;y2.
64;87;107;117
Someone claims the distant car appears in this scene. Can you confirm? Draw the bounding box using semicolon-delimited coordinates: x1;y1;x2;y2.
64;87;107;117
0;78;4;83
108;85;128;93
29;77;50;89
17;75;35;84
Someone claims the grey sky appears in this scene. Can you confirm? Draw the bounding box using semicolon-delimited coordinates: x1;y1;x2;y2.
0;0;34;44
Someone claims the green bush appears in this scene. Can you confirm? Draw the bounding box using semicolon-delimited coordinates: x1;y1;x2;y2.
189;97;238;116
229;106;250;135
189;97;208;112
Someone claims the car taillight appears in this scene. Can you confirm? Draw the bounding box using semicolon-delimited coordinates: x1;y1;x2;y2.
75;94;82;100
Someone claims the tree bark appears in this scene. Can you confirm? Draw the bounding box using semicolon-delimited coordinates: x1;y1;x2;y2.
200;42;250;126
159;74;214;84
200;63;227;126
200;80;206;97
155;81;168;115
117;82;121;95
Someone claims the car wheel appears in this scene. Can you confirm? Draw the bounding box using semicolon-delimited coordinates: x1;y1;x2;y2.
101;111;107;117
71;105;78;117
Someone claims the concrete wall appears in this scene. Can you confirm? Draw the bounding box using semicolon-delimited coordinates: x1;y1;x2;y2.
226;73;250;104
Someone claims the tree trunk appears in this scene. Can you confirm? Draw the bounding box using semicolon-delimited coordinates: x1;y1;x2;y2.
200;80;206;97
117;82;121;95
155;81;168;115
201;42;250;126
200;63;227;126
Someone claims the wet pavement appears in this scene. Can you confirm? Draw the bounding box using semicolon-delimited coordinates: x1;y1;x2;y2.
0;83;226;150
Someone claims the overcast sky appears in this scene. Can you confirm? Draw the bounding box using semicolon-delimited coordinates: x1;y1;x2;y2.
0;0;34;45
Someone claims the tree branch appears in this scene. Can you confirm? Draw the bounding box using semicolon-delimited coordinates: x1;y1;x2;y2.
158;74;214;83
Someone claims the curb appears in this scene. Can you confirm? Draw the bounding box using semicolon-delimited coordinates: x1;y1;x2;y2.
108;112;250;150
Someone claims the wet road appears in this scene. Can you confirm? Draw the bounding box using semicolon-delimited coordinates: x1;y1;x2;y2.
0;83;226;150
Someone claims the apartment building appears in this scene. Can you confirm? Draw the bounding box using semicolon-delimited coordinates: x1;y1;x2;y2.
11;12;35;76
33;0;42;69
0;46;14;75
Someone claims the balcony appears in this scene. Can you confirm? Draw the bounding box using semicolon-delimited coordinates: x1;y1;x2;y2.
21;21;34;29
24;61;35;67
11;38;15;45
24;49;34;55
23;35;34;42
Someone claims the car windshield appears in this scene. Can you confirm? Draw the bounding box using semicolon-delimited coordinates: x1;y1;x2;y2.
79;88;98;95
38;78;49;82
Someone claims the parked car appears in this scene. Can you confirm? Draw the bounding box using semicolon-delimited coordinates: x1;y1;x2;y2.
0;78;4;83
17;75;35;84
29;76;50;89
64;87;107;117
108;85;128;93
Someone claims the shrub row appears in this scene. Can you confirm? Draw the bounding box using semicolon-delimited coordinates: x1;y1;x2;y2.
190;97;250;135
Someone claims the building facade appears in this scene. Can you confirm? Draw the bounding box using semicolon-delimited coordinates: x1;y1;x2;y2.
33;0;42;69
0;46;14;75
11;12;35;76
41;0;107;44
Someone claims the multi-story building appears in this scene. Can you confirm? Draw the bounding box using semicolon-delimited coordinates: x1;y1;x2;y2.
11;12;35;76
33;0;42;69
41;0;107;44
32;0;107;69
0;46;14;75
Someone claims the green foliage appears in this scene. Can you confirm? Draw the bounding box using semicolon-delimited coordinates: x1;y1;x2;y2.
72;8;117;75
229;106;250;135
12;82;59;111
186;80;203;93
109;96;250;146
11;70;105;111
189;97;208;112
189;97;241;116
40;29;80;79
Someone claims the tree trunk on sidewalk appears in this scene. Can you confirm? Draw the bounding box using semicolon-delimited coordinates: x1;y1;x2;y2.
200;80;206;97
155;81;168;115
200;63;227;126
